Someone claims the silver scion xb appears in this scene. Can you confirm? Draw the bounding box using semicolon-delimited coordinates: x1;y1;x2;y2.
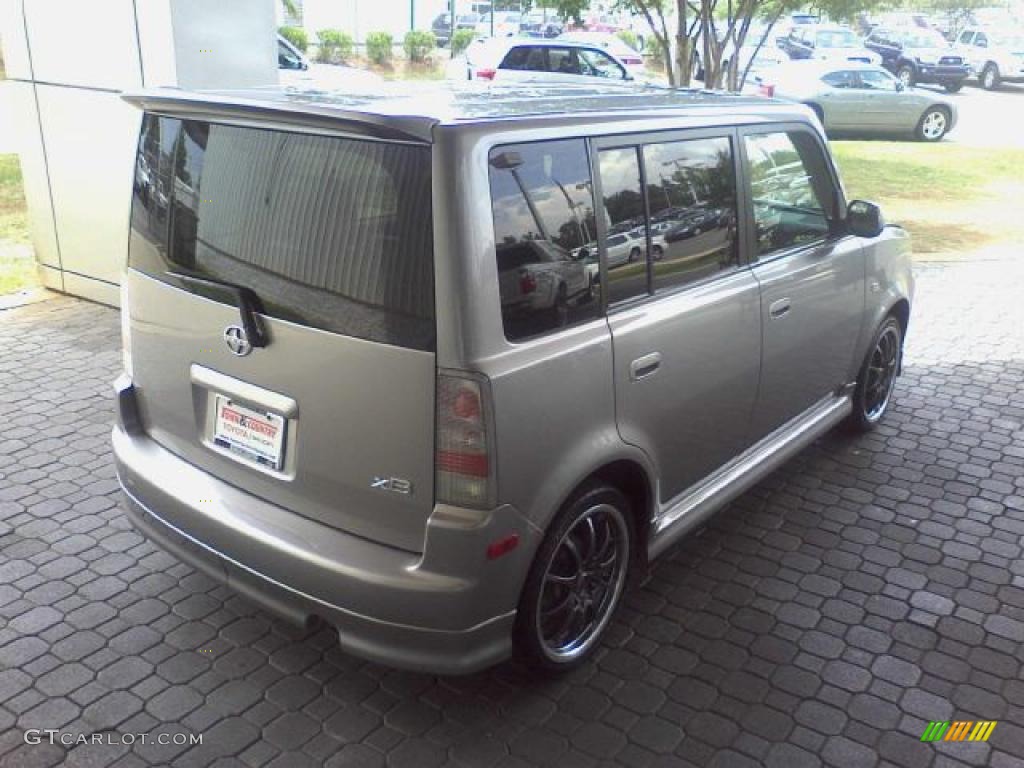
113;82;913;674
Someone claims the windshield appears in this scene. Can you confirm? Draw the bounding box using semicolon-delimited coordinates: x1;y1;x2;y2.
817;30;860;48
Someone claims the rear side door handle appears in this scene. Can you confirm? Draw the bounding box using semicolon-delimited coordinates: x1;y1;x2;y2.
630;352;662;382
769;298;792;320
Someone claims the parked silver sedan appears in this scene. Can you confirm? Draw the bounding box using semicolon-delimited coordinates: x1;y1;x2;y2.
759;61;957;141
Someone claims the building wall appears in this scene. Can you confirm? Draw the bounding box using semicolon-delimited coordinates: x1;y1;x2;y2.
0;0;277;306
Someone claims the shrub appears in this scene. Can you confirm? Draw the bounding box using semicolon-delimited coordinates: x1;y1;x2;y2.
278;25;308;53
616;29;638;51
403;29;436;63
451;28;475;56
366;31;394;66
316;29;354;64
646;41;666;70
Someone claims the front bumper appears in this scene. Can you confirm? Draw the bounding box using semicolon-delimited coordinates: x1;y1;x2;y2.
112;380;540;674
914;64;969;83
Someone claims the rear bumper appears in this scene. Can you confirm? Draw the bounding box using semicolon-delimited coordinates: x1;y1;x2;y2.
914;65;969;83
112;381;540;674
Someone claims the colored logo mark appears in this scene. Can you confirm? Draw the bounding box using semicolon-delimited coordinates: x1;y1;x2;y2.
921;721;997;742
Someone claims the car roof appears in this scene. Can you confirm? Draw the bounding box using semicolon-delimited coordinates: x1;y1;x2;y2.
122;81;798;143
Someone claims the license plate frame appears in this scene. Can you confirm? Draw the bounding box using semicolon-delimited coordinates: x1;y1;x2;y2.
212;395;287;471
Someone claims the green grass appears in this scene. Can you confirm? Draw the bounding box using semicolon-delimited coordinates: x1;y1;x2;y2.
0;153;39;295
831;142;1024;258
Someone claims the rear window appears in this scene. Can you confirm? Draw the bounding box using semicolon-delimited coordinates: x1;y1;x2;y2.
128;114;435;351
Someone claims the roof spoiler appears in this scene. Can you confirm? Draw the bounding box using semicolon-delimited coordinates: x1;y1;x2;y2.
120;88;436;144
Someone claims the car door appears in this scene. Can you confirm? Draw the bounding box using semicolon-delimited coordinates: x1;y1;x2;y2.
817;69;864;130
596;130;762;503
856;68;916;130
955;30;978;70
741;127;865;440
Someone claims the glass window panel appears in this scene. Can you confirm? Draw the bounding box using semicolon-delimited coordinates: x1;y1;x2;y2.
643;137;738;291
488;140;599;341
597;147;648;305
744;131;834;258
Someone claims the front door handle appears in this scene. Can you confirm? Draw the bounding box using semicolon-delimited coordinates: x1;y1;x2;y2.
630;352;662;381
769;298;791;320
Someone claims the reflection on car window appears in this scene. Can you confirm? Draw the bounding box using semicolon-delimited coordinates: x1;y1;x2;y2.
744;131;833;257
857;69;898;91
644;137;737;292
579;48;624;78
598;147;648;305
501;46;532;70
822;70;856;88
547;47;582;74
489;140;600;341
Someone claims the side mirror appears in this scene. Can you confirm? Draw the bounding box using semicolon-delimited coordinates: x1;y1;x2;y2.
847;199;885;238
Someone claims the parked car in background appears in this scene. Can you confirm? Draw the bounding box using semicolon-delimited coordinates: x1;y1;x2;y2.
461;37;633;82
559;31;644;77
475;11;522;38
761;61;957;141
432;12;481;47
520;10;563;38
116;80;911;674
277;35;383;89
865;27;969;91
694;26;787;85
955;27;1024;90
784;24;883;65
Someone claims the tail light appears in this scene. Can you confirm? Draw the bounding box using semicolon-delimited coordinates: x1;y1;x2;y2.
476;68;497;80
519;270;537;294
120;275;133;378
436;371;494;509
758;83;775;97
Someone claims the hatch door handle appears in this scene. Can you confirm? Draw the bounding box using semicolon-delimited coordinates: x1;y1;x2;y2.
769;298;792;320
630;353;662;382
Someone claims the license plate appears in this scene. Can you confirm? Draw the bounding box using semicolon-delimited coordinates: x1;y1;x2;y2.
212;396;286;471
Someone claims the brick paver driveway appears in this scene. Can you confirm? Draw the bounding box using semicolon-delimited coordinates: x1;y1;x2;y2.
1;259;1023;768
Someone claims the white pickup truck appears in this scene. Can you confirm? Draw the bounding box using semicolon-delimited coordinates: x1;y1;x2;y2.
954;27;1024;90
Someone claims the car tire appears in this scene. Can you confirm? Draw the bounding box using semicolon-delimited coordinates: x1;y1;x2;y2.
943;81;963;93
628;247;641;263
652;245;664;261
981;63;1001;90
846;316;902;433
515;483;633;672
916;106;950;141
896;64;916;88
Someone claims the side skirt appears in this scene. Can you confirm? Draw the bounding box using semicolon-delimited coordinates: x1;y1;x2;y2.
648;394;852;560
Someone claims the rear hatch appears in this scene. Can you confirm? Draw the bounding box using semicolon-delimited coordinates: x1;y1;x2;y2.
125;112;436;553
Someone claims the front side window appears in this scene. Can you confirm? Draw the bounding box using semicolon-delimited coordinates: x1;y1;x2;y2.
547;47;583;74
857;69;899;91
958;30;973;45
488;140;599;341
129;115;434;350
579;48;626;78
597;147;647;305
643;137;737;292
744;131;834;257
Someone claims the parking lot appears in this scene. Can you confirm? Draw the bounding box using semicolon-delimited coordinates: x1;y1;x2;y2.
0;254;1022;767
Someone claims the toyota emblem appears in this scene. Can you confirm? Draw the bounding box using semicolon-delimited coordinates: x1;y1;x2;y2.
223;325;252;357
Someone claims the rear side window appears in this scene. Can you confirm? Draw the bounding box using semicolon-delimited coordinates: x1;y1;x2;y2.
129;115;434;351
488;140;599;341
743;131;834;257
643;137;738;292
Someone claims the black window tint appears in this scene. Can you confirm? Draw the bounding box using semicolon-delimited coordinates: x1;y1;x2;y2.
744;131;834;257
488;140;599;341
501;46;531;70
644;137;737;292
129;115;434;350
597;147;648;305
822;70;855;88
548;47;582;74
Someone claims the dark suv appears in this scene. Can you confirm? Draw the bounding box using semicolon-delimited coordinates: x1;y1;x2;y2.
865;27;969;92
432;12;480;47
